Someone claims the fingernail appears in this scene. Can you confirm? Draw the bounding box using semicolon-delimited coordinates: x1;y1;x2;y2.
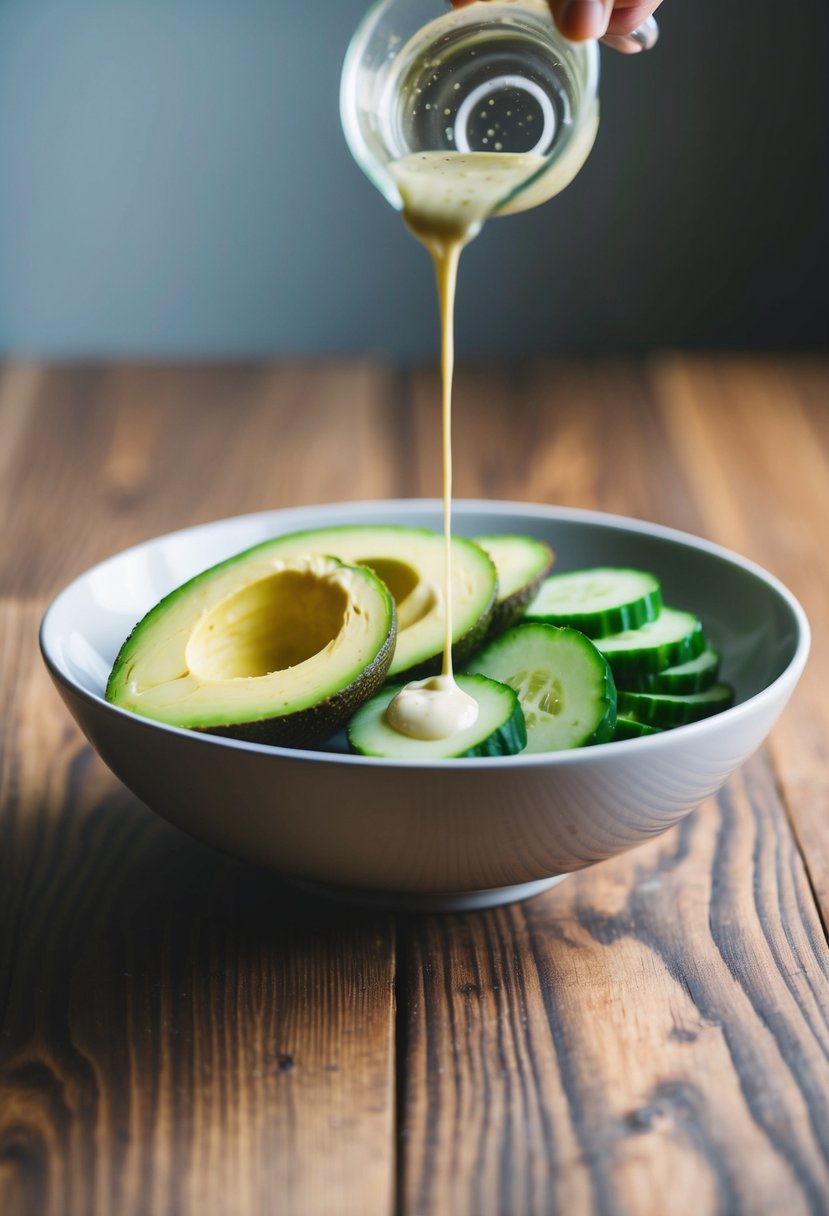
601;33;644;54
559;1;609;41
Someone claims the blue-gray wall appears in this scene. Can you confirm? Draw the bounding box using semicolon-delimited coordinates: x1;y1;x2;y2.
0;0;826;359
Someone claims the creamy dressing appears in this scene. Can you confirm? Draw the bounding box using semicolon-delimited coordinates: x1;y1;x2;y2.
386;672;480;739
386;151;546;741
388;151;548;245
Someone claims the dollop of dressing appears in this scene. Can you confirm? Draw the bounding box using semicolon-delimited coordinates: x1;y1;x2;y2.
387;674;478;741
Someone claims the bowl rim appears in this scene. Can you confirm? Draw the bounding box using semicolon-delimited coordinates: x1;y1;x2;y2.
40;498;812;771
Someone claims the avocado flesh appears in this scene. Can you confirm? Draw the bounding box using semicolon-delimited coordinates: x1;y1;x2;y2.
106;554;396;746
474;534;555;636
245;525;498;679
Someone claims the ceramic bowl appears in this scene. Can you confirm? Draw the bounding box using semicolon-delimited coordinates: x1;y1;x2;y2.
40;501;810;911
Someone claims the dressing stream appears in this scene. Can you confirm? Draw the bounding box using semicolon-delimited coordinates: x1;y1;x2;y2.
385;151;545;741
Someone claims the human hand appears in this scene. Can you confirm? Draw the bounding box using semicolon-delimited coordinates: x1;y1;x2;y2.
450;1;663;53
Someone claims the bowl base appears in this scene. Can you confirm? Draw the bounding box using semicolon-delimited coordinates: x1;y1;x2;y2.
287;874;568;913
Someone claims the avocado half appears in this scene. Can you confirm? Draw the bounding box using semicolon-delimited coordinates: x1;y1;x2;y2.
473;534;555;636
106;553;396;746
246;524;498;679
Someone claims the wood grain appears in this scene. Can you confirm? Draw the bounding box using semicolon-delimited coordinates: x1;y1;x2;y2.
398;756;829;1216
409;360;702;527
0;600;396;1216
649;356;829;922
1;358;827;1215
0;361;403;598
400;354;829;1215
1;361;406;1216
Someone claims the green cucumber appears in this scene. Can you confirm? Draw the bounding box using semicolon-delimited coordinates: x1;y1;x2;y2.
612;715;663;741
618;683;735;729
473;533;554;635
525;567;662;638
347;674;526;759
622;647;721;695
464;622;616;753
595;607;706;683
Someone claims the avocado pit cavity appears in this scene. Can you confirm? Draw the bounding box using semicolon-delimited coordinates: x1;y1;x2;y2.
246;526;497;679
359;557;438;631
186;568;351;681
106;553;396;744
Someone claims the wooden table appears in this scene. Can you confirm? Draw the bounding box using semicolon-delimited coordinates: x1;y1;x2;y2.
1;356;828;1216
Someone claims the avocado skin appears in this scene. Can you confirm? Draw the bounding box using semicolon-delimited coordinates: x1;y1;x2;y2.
198;607;397;748
485;570;550;639
472;538;555;641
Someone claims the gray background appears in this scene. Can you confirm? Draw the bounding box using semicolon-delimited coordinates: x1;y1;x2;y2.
0;0;826;360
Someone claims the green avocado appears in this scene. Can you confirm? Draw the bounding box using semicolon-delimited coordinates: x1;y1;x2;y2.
106;552;396;746
245;524;497;679
473;533;555;636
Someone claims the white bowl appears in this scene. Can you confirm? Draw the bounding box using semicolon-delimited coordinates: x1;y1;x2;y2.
40;500;810;911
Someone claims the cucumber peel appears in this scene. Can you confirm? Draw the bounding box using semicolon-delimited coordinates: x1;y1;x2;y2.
612;715;663;741
622;647;721;694
347;673;527;759
526;567;662;638
595;607;706;682
465;622;617;753
618;683;735;728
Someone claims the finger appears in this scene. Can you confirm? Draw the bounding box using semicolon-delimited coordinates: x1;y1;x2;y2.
548;1;614;41
604;1;662;37
450;0;614;37
600;32;646;53
600;3;661;53
450;0;664;44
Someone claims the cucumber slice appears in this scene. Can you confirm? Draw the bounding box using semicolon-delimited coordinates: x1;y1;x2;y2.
465;622;616;753
618;683;735;728
347;674;526;759
525;567;662;638
622;647;721;695
473;534;554;635
595;607;705;683
612;715;662;741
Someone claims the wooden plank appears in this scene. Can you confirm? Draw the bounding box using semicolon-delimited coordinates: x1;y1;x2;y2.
400;355;829;1213
1;363;406;1215
409;360;701;528
0;362;42;493
0;360;402;598
0;599;396;1216
649;356;829;919
398;756;829;1216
